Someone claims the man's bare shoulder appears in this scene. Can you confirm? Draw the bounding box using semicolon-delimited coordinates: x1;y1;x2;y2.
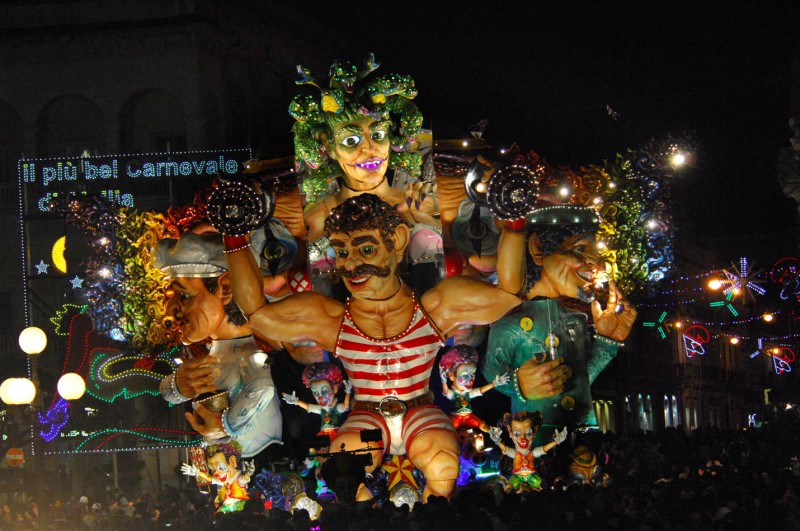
270;291;345;319
420;275;494;310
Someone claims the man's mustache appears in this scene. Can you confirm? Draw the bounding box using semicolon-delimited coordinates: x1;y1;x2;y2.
330;264;392;284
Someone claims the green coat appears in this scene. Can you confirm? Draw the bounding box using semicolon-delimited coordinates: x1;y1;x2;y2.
483;298;621;431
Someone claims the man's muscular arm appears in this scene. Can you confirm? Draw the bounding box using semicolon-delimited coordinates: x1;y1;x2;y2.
248;292;344;352
495;227;528;296
226;239;267;316
422;275;521;338
225;240;344;351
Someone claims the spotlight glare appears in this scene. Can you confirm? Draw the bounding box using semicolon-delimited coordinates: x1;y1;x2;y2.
707;279;722;290
762;313;774;322
730;337;739;345
671;152;686;167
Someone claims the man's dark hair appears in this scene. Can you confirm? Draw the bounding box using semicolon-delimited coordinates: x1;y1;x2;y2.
324;193;407;251
201;276;247;327
526;224;598;290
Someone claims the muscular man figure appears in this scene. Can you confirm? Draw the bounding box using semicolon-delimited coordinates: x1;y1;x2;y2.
223;193;521;501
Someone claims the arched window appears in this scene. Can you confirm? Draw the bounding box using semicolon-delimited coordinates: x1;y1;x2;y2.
36;95;105;157
119;89;187;153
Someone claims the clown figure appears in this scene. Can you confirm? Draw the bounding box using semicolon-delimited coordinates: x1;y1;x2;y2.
181;444;255;513
489;411;567;493
439;345;508;434
282;362;353;442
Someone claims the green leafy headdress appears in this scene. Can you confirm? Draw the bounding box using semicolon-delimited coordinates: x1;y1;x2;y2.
288;53;424;203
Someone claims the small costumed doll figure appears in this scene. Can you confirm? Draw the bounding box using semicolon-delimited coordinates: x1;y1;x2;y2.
439;344;509;433
282;362;352;442
181;443;255;513
489;411;567;493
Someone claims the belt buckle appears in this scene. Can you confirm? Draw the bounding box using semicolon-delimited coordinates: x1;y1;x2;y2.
378;396;406;418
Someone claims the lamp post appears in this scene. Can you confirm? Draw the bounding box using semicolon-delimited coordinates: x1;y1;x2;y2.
1;326;86;503
18;325;46;414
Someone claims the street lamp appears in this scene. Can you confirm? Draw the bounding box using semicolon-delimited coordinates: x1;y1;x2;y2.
7;327;86;404
2;327;85;506
19;326;46;403
57;373;86;401
0;378;36;405
19;326;47;356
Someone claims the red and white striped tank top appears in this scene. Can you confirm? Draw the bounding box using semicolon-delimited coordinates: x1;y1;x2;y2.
335;294;444;402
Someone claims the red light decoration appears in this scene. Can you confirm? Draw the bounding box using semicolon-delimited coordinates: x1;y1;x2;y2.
683;324;710;358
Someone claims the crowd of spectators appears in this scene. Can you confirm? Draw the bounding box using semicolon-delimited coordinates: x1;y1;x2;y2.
2;408;798;530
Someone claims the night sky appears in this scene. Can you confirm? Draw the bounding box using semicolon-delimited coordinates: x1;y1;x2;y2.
291;3;800;266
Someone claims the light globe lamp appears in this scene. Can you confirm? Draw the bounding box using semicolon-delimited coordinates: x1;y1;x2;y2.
18;326;47;356
57;373;86;401
0;378;36;405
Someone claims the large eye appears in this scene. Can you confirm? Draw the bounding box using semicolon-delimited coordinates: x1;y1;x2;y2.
371;130;387;142
262;242;288;261
524;429;534;438
341;135;362;148
465;220;489;240
512;430;521;438
360;245;375;257
336;249;349;259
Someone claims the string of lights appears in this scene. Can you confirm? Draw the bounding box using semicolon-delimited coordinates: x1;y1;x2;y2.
74;427;200;452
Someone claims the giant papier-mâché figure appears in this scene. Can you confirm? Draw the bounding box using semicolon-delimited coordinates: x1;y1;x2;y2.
221;193;521;502
156;231;282;458
289;53;438;248
483;187;637;441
